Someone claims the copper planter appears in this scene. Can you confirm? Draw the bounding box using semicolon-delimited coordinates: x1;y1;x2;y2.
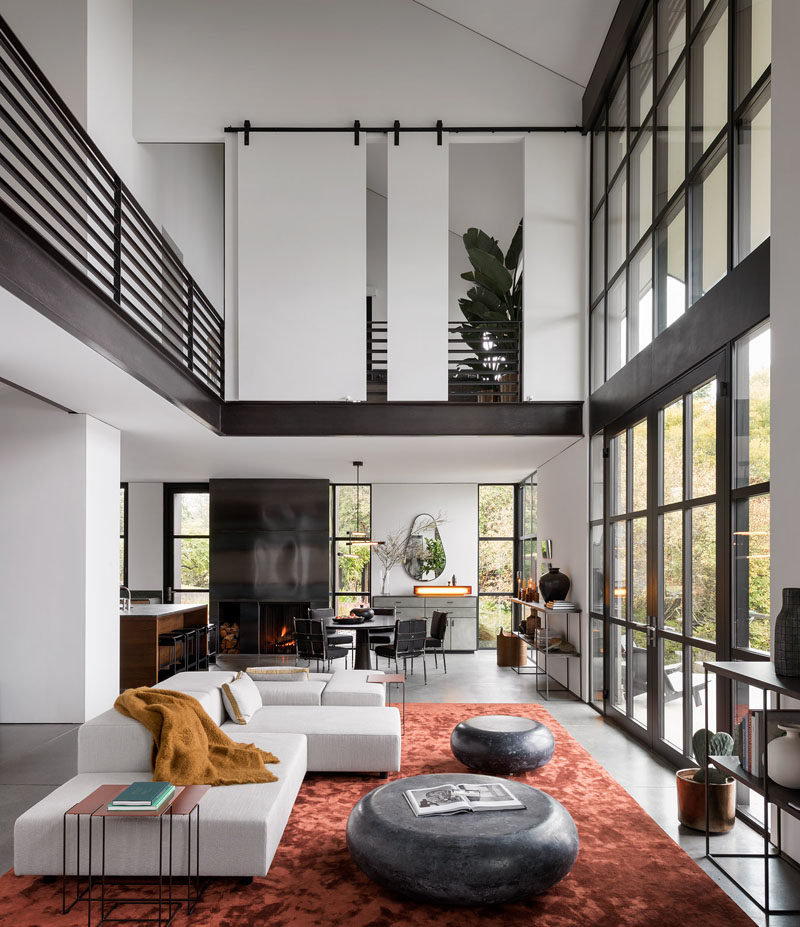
676;768;736;833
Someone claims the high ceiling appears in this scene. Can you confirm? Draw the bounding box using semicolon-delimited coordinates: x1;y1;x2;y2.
412;0;619;88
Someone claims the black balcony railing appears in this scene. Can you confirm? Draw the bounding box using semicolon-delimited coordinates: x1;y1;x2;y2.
448;320;521;402
365;319;522;403
0;16;224;397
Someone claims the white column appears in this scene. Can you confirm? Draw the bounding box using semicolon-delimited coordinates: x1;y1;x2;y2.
523;133;587;401
236;132;367;401
387;134;449;401
0;388;120;722
770;0;800;861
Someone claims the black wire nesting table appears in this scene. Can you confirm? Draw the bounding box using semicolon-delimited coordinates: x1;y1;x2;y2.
62;783;210;927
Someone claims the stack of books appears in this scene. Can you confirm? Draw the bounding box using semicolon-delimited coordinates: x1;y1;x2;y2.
546;600;578;610
107;781;176;812
535;630;561;650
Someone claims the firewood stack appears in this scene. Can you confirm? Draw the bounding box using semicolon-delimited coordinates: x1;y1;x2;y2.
219;621;239;654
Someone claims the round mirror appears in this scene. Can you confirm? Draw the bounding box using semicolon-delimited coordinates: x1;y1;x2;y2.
403;514;447;581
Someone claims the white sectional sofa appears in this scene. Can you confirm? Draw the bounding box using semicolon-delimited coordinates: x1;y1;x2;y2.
14;669;401;878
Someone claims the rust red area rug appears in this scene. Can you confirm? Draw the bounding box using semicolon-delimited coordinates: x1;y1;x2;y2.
1;702;754;927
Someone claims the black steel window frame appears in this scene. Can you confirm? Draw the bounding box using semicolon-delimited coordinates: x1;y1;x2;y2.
588;435;605;712
120;481;128;589
730;320;770;658
589;0;772;392
478;484;517;647
330;483;372;610
163;482;210;604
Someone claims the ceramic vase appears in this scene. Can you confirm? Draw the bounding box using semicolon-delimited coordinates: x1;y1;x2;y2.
767;723;800;788
538;566;571;603
774;587;800;676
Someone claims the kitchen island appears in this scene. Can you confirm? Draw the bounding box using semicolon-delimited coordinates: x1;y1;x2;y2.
120;603;209;689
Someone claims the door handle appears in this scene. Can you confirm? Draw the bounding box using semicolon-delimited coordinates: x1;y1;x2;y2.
646;625;656;646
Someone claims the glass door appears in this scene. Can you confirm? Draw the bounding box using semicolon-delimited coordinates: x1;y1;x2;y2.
604;351;728;762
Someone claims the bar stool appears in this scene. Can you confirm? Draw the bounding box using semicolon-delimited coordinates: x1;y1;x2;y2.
183;627;200;671
157;630;186;679
197;624;217;669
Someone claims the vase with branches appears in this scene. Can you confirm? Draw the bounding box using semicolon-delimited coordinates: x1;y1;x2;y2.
373;527;409;596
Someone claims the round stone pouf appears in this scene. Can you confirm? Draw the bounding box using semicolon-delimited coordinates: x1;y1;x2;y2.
451;715;555;774
346;773;579;905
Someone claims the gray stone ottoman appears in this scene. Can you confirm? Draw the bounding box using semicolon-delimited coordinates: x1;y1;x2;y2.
346;773;579;904
450;715;555;774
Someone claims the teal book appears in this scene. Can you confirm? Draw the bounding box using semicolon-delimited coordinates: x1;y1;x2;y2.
110;781;174;807
108;785;175;812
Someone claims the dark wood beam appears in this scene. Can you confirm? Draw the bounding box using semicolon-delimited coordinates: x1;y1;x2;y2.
222;400;584;437
0;202;222;432
589;239;769;433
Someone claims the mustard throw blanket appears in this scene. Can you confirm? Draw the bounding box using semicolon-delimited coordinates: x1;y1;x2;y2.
114;688;279;786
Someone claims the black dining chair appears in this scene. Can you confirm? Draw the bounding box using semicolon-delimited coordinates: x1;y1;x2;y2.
310;606;353;669
425;610;448;673
294;617;349;672
369;606;396;654
373;618;427;684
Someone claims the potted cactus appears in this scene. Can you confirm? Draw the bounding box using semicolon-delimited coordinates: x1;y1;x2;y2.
676;728;736;833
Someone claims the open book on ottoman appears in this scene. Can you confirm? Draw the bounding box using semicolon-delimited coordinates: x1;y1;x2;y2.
404;781;524;816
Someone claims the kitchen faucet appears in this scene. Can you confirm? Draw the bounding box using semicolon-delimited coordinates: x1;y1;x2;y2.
120;586;132;612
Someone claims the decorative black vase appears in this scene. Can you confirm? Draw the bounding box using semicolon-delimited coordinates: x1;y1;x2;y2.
350;607;374;621
538;566;571;603
774;588;800;676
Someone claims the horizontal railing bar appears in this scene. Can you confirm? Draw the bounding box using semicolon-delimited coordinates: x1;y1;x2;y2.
0;86;117;223
119;276;189;352
0;131;117;261
0;178;117;292
117;244;190;334
0;27;116;186
0;52;116;201
118;230;193;325
119;204;192;308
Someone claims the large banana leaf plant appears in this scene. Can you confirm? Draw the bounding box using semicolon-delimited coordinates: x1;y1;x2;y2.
454;219;522;394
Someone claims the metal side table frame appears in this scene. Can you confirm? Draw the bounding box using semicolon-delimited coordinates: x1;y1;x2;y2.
62;784;210;927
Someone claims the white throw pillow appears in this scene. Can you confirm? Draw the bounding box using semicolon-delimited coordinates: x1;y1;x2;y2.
220;671;262;724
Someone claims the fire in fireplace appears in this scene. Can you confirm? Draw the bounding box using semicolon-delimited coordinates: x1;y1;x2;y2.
214;600;310;655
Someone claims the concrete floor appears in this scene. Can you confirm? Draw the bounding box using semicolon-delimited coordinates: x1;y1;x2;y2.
1;650;798;924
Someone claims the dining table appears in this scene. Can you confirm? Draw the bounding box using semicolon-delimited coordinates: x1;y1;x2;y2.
323;616;396;670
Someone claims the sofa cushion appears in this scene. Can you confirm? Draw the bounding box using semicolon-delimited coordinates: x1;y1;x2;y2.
221;705;401;772
255;680;326;706
15;733;307;877
221;672;262;724
320;669;386;707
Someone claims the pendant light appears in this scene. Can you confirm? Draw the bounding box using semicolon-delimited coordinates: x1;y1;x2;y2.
347;461;384;548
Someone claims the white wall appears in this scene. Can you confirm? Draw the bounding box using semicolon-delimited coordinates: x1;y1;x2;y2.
535;438;588;698
769;0;800;862
144;144;225;311
0;386;120;722
371;484;478;597
128;482;163;591
236;132;367;401
86;0;158;216
524;134;587;401
131;0;581;142
387;135;450;401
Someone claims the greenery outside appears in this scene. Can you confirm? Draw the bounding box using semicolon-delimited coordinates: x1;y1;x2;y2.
478;485;515;647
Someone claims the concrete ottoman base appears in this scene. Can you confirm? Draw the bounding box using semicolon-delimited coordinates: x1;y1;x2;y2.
346;773;579;905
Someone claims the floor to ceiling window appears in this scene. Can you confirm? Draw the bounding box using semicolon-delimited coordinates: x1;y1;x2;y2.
164;484;210;606
478;485;515;648
331;483;372;615
589;0;771;389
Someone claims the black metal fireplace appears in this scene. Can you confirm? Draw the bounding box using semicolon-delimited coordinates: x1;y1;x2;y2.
216;600;311;654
